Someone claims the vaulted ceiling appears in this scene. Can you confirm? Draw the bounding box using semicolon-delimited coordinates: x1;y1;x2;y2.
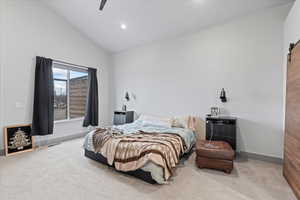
41;0;294;53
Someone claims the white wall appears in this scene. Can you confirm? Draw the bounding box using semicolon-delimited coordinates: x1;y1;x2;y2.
0;0;4;149
0;0;113;150
113;4;292;158
283;1;300;128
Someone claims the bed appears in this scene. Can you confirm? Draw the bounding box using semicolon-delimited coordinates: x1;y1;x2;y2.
83;116;201;184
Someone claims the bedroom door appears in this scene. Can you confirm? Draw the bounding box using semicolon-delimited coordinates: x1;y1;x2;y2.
284;41;300;200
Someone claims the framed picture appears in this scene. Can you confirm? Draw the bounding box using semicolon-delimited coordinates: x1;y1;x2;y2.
3;124;35;156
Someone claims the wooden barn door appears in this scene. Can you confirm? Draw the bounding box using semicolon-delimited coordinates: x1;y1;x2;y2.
284;41;300;200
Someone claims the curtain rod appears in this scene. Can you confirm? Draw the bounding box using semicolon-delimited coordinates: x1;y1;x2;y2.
52;59;95;70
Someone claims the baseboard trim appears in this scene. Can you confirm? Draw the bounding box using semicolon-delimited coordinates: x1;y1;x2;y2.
0;132;88;156
238;151;283;164
35;132;88;147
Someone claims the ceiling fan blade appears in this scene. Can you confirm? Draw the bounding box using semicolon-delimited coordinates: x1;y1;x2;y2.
99;0;107;10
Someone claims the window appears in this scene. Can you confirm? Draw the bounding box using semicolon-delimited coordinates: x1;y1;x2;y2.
53;64;88;121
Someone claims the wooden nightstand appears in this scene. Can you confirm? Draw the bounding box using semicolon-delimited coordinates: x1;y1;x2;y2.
113;111;134;125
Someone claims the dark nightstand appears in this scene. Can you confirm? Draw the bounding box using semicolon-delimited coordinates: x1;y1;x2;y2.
113;111;134;125
206;115;237;150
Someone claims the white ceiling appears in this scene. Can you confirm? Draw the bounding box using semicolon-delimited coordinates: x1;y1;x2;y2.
41;0;293;53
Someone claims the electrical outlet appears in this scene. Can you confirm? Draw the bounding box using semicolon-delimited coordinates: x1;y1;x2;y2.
15;102;24;108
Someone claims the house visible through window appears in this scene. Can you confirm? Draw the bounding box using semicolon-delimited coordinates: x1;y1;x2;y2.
53;64;88;121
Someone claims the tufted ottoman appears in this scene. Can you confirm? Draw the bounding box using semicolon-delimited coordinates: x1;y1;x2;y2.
196;140;234;174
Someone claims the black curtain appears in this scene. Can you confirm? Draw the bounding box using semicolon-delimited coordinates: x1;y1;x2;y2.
83;68;99;127
31;56;54;136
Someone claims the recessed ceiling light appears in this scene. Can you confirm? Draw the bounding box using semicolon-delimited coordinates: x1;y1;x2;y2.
120;24;127;30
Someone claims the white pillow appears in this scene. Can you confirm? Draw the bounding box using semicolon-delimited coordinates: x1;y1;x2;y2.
138;114;172;128
171;116;189;128
171;116;197;131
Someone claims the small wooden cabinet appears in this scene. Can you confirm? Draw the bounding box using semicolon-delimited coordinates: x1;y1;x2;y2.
206;116;237;150
113;111;134;125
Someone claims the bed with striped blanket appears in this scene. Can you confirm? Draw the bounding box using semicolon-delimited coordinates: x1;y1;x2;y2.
83;120;196;184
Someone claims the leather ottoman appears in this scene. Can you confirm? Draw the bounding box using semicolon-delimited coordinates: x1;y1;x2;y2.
196;140;234;173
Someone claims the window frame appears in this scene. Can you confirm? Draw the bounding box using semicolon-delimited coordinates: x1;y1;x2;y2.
53;78;68;121
53;63;88;123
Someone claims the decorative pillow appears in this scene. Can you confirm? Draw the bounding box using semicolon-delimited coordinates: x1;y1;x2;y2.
171;116;189;128
171;116;197;131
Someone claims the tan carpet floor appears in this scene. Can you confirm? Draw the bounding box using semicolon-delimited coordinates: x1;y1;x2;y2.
0;138;297;200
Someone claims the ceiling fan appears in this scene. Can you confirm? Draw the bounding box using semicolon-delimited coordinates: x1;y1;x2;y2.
99;0;108;11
